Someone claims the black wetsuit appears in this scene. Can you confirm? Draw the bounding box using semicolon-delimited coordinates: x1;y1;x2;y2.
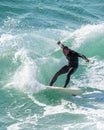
49;49;88;88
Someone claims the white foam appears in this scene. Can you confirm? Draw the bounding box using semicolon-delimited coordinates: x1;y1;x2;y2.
27;94;46;107
5;48;44;93
7;114;39;130
61;23;104;49
7;123;20;130
43;99;76;116
97;121;104;130
3;16;20;30
83;57;104;90
0;34;15;43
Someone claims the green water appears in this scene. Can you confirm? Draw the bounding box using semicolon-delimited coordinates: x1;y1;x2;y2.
0;0;104;130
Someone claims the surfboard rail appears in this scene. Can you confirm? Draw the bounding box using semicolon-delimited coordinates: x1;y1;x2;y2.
46;86;84;96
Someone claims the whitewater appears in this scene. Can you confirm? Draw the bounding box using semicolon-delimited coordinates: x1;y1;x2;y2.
0;0;104;130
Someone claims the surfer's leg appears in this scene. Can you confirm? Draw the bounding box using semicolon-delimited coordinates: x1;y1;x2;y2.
49;65;69;86
64;67;77;88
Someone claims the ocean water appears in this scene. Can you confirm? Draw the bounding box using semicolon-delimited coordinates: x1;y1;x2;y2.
0;0;104;130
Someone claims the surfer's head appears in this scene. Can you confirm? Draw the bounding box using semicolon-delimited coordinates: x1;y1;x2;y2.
62;46;69;56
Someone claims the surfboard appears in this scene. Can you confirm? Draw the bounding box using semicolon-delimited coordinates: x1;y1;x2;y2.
46;86;84;96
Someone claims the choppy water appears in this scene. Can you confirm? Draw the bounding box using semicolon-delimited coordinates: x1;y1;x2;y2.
0;0;104;130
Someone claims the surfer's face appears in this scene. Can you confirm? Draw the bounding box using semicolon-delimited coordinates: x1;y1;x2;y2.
63;48;69;56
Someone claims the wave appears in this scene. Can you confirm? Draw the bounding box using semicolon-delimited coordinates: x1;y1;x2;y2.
0;1;104;130
0;23;104;93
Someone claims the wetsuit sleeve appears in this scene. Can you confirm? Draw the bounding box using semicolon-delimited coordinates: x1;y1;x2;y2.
70;50;89;62
59;43;65;49
77;53;88;61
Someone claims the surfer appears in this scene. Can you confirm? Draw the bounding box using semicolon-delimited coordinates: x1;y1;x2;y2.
49;41;90;88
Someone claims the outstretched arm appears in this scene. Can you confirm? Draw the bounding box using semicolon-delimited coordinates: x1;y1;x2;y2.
78;53;90;62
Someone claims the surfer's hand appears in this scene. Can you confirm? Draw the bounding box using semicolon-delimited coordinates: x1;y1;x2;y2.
86;59;90;62
57;41;61;45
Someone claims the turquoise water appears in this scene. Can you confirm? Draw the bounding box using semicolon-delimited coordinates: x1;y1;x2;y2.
0;0;104;130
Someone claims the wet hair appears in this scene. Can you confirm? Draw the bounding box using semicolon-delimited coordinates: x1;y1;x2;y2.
63;46;69;50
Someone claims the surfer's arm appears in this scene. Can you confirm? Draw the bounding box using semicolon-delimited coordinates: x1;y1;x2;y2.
56;41;65;49
77;53;90;62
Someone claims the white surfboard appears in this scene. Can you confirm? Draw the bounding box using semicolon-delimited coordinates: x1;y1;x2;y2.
46;86;84;96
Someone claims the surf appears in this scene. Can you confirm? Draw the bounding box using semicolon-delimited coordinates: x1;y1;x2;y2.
0;0;104;129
